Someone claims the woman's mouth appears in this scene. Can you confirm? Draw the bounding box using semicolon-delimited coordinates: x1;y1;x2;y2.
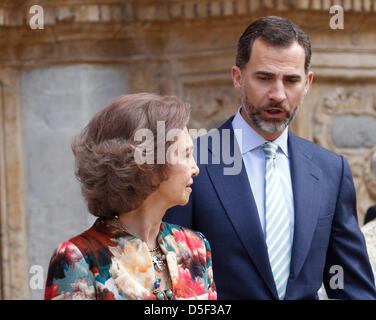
186;182;193;192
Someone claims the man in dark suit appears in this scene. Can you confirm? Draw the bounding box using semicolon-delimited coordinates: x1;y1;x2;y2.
164;16;376;299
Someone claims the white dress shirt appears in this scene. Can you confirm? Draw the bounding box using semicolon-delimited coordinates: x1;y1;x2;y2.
232;108;295;242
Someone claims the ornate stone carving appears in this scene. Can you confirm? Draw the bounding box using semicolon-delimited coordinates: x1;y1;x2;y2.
181;76;240;129
313;88;376;148
313;87;376;222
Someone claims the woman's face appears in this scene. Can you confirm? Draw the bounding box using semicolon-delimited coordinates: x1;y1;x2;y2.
157;127;199;207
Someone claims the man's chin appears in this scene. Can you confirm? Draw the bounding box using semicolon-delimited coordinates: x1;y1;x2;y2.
255;118;289;134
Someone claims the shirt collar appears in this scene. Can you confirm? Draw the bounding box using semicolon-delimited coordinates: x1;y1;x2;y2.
232;107;289;157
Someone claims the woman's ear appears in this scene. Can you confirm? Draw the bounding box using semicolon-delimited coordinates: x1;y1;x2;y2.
151;173;160;188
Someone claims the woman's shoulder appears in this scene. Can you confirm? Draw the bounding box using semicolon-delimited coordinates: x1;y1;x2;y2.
69;218;117;248
162;222;206;238
50;218;116;267
50;240;85;262
160;222;211;250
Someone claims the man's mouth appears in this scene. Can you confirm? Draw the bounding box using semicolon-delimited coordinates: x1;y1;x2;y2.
262;108;286;118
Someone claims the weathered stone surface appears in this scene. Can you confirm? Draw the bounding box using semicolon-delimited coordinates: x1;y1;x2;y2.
20;65;126;299
331;116;376;148
0;68;29;300
312;87;376;222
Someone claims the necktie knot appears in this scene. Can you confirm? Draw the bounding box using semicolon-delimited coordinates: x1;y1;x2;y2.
263;142;278;159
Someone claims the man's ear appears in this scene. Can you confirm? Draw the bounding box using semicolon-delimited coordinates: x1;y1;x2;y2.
304;71;314;94
232;66;243;91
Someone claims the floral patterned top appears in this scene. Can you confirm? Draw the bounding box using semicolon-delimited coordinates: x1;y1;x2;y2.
361;220;376;278
44;218;217;300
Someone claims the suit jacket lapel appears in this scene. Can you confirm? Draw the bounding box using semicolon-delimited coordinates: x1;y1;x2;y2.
286;132;323;291
204;118;279;299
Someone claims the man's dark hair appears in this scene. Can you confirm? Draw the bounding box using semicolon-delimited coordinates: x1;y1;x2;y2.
236;16;312;74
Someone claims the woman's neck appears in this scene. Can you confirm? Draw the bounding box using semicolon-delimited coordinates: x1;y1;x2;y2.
117;193;168;249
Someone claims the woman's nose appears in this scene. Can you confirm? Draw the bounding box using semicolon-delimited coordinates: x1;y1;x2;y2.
192;161;200;177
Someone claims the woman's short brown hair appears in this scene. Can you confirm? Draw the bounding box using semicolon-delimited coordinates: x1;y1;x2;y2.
72;92;191;218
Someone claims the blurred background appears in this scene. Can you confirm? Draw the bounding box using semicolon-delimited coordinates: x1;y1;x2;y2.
0;0;375;299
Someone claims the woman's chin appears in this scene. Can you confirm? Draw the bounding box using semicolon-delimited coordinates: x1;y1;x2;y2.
178;198;189;206
179;194;191;206
167;189;192;207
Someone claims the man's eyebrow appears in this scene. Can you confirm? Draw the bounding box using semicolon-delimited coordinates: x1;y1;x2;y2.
254;71;302;80
254;71;275;77
255;71;302;80
284;74;302;79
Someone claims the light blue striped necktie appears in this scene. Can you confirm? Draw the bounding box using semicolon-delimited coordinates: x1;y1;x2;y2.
263;142;291;300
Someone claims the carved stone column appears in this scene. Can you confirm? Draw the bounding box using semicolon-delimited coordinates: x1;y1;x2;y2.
0;68;28;300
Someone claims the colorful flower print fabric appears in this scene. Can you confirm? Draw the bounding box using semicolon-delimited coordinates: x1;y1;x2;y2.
44;218;217;300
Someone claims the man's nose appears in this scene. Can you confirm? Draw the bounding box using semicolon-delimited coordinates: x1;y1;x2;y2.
268;80;287;103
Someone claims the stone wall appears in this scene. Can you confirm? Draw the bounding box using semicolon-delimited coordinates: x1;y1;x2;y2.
0;0;376;299
20;64;127;299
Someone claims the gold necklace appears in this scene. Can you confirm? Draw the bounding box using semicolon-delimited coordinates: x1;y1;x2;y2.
149;245;160;252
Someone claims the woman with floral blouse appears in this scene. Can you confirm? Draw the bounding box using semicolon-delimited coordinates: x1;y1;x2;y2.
44;93;217;300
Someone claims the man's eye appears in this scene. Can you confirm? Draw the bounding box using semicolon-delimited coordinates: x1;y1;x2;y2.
258;77;268;81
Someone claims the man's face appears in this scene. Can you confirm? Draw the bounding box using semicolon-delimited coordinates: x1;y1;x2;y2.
232;38;313;140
